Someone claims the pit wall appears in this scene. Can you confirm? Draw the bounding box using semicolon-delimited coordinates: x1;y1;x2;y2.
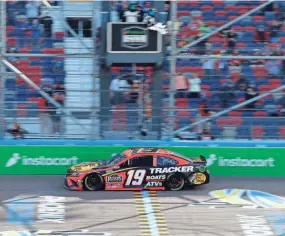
0;140;284;176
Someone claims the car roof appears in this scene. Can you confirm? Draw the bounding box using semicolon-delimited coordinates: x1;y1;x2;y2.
123;147;173;156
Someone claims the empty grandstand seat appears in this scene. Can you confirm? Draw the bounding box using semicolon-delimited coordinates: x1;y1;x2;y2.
228;111;242;117
279;127;285;138
253;111;267;117
216;117;242;127
251;126;264;139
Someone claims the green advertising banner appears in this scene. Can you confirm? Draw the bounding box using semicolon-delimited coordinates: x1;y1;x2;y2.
0;146;284;176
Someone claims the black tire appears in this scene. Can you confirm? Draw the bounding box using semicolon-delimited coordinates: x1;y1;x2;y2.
165;173;185;191
84;173;104;191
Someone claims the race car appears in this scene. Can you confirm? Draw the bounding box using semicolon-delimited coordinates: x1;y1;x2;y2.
64;147;209;191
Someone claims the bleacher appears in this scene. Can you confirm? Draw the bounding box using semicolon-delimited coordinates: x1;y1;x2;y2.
163;0;285;139
5;1;65;118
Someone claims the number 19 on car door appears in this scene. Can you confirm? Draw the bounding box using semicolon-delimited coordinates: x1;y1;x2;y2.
125;169;147;188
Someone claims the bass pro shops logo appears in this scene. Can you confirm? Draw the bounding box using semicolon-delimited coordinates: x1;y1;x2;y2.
5;153;78;167
206;154;275;168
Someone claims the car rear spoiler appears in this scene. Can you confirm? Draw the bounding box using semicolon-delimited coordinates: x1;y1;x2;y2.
191;155;207;163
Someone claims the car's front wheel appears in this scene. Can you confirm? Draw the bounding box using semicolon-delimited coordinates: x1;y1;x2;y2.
165;173;185;191
84;173;104;191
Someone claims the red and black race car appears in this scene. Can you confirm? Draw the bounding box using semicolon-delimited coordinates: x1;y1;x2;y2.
64;147;210;191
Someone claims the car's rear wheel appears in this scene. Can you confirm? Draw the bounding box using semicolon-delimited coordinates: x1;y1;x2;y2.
166;173;185;191
84;173;104;191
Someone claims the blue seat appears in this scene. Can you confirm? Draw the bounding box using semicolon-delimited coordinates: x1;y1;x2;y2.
5;78;16;90
213;6;225;10
5;103;16;117
237;126;251;139
216;16;228;21
265;12;275;20
264;126;278;138
277;32;285;37
27;103;39;117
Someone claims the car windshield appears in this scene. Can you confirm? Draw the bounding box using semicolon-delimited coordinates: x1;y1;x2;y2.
106;153;126;166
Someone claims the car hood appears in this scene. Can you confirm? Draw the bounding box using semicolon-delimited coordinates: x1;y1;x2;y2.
70;161;102;172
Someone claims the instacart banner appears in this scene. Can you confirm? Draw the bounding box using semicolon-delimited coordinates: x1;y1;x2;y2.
0;146;284;176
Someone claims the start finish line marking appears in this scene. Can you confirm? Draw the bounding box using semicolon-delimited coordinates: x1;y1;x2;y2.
134;191;169;236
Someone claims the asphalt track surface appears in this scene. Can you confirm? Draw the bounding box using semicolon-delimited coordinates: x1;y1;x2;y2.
0;176;284;236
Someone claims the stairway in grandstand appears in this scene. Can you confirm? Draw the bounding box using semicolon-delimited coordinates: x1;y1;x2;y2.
61;1;100;138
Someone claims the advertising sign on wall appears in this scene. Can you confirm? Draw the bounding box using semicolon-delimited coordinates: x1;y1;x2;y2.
0;146;284;176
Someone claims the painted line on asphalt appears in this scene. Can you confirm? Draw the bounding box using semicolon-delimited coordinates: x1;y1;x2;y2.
134;191;169;236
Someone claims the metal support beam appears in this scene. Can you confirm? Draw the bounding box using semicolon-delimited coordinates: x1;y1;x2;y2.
173;84;285;136
4;53;94;58
175;0;276;55
168;0;178;139
1;59;89;134
90;1;100;140
175;55;285;60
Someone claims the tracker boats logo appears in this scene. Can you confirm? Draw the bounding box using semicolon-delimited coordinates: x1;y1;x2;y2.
206;154;275;167
5;153;78;167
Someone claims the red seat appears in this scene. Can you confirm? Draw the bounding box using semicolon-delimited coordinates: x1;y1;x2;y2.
232;26;244;32
253;16;265;21
252;66;268;77
243;26;255;32
178;11;190;17
251;126;264;139
176;111;190;117
271;79;281;86
225;5;236;11
212;1;224;6
216;117;242;126
259;85;271;93
238;9;248;15
201;85;210;91
253;111;267;117
228;111;242;117
236;42;246;48
215;11;226;17
201;5;213;11
19;48;30;53
17;104;28;117
7;37;16;47
228;16;238;21
55;32;65;38
279;127;285;138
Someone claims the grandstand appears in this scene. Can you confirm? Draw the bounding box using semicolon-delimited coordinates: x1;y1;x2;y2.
1;0;285;140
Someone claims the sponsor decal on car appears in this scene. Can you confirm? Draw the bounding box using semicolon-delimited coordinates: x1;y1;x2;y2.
193;173;207;184
106;183;121;189
5;153;78;167
107;175;123;183
145;175;166;181
237;214;275;236
145;182;163;187
150;166;194;174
